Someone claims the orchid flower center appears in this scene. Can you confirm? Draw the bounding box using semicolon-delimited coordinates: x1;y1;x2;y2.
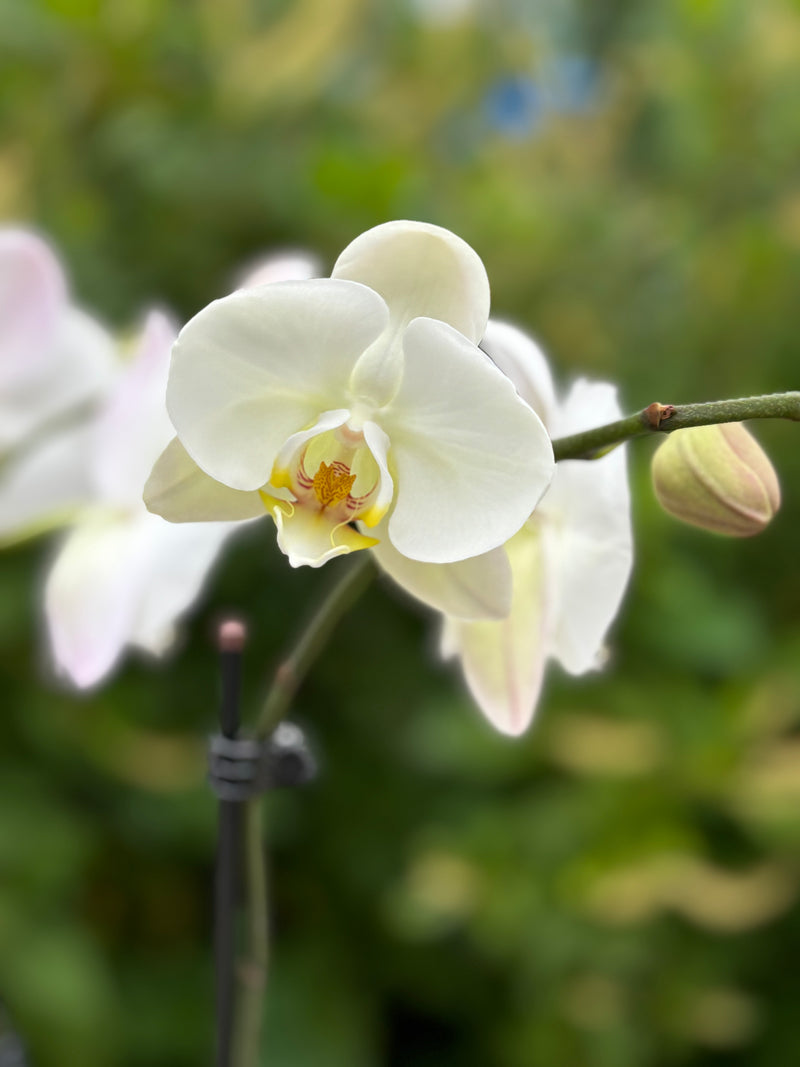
285;427;382;523
259;419;392;568
310;461;356;508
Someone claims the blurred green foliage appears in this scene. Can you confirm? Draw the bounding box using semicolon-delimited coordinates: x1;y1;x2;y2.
2;0;800;1064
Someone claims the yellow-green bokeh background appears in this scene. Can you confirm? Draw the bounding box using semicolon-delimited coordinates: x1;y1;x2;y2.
1;1;800;1064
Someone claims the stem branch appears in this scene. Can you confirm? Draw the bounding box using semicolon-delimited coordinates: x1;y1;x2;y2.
256;553;374;738
551;391;800;461
231;553;374;1067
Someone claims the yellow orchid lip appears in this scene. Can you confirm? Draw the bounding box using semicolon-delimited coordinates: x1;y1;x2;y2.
259;489;378;568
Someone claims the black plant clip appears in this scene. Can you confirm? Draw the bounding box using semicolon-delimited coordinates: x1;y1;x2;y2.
208;723;317;801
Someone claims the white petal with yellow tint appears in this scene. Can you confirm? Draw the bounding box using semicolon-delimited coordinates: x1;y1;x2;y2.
332;220;490;343
267;497;377;569
442;524;553;736
369;521;512;620
270;408;351;483
542;379;632;675
383;317;553;563
360;421;393;527
167;279;389;491
144;437;267;522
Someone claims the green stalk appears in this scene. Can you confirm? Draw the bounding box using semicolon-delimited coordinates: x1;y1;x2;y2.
232;553;374;1067
551;391;800;462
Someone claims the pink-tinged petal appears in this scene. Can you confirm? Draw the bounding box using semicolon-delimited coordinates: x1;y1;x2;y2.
369;525;512;619
542;380;633;675
127;515;247;655
93;311;177;505
167;279;389;491
45;508;251;687
332;220;490;343
442;525;553;736
0;307;115;453
238;251;322;288
0;422;95;545
481;320;558;430
0;228;65;385
44;513;155;688
383;317;554;563
144;437;267;522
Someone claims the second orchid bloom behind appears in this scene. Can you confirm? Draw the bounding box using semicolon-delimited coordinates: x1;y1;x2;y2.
372;321;634;736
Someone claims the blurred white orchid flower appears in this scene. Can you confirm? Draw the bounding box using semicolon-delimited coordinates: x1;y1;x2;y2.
370;321;633;735
1;246;321;687
40;311;257;687
145;221;555;575
0;228;113;454
0;229;115;538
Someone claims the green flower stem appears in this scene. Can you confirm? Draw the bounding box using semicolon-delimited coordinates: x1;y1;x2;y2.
232;553;374;1067
551;391;800;462
256;552;375;739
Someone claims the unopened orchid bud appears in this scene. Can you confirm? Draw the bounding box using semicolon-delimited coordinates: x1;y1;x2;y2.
651;422;780;537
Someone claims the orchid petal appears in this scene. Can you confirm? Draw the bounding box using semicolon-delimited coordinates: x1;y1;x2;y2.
266;497;377;568
481;319;558;429
45;513;155;687
0;229;65;384
93;311;176;506
0;423;95;545
238;251;322;288
0;308;115;453
45;509;243;686
167;279;389;491
127;516;244;655
332;220;490;343
360;421;393;526
383;317;554;563
369;525;512;619
442;525;551;736
144;438;267;522
271;409;350;479
542;380;633;674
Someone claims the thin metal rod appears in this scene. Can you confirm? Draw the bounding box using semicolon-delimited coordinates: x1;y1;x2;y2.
215;620;246;1067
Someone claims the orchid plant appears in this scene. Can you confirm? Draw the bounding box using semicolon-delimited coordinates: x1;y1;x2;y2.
1;219;795;1067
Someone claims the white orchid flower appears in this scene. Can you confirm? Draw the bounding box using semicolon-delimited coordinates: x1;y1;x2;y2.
370;321;633;736
144;221;555;582
0;228;113;456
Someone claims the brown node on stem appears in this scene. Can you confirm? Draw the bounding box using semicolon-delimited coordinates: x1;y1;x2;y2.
644;402;676;429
